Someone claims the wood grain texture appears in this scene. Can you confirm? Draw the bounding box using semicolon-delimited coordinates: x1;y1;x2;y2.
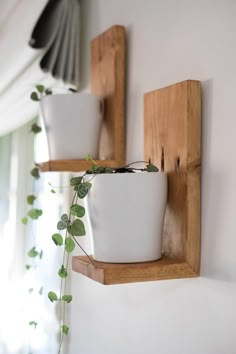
144;80;201;275
72;255;197;285
39;25;126;172
91;25;126;164
39;159;119;172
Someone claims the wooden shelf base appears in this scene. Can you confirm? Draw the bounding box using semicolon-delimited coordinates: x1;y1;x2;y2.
72;255;198;285
38;159;119;172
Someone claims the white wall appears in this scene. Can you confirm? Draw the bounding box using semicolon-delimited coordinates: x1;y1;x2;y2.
69;1;236;353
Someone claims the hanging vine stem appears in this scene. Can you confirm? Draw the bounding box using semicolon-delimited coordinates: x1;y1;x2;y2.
71;236;96;267
50;178;94;354
21;122;44;354
48;156;159;353
58;191;76;354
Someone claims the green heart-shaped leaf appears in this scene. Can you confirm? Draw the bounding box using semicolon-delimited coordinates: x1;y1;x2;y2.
30;167;40;179
70;204;85;217
45;88;52;95
77;182;92;199
21;217;28;225
71;219;86;236
61;214;69;222
57;214;69;230
62;324;69;335
70;176;82;186
27;195;36;205
65;238;75;253
57;221;66;230
28;247;38;258
28;208;43;220
146;162;159;172
30;123;42;134
62;294;72;303
52;233;63;246
29;321;37;329
58;265;68;278
85;154;92;161
48;291;58;302
36;84;45;93
30;92;39;101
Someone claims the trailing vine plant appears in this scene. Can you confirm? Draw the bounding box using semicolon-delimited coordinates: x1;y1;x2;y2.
21;122;43;353
21;84;53;353
25;84;159;353
22;84;77;353
48;155;158;354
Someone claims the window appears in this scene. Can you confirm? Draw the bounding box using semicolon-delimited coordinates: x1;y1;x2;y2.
0;121;69;353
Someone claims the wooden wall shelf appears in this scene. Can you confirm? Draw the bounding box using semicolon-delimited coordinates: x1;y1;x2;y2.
39;159;118;172
38;25;126;172
72;256;198;285
72;79;201;285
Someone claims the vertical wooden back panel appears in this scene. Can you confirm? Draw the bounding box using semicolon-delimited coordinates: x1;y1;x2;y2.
144;80;201;273
91;25;126;164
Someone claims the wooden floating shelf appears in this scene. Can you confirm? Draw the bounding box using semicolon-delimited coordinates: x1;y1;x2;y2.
72;255;198;285
38;25;126;172
72;79;201;285
39;159;119;172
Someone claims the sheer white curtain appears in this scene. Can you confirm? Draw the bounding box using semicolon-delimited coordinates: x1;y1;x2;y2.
0;122;69;353
0;123;34;353
0;0;58;136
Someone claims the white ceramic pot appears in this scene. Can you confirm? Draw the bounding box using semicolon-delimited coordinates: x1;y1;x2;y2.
85;172;167;263
40;93;103;160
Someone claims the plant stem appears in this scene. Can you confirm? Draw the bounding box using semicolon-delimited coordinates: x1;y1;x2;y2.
73;193;96;267
58;241;66;352
72;236;96;267
58;191;77;354
124;160;151;168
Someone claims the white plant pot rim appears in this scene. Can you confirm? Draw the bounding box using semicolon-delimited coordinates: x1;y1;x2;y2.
86;170;166;179
40;92;103;103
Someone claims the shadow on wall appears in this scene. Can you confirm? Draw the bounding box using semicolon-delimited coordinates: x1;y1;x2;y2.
79;0;100;90
200;79;236;283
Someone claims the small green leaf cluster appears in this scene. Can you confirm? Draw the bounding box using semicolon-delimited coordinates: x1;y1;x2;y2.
28;247;43;259
49;175;91;344
30;84;77;103
28;208;43;220
21;125;44;351
48;291;72;304
30;123;42;134
85;155;159;174
145;160;159;172
30;85;52;102
21;191;43;227
30;165;40;179
29;321;38;329
24;84;77;353
28;286;43;295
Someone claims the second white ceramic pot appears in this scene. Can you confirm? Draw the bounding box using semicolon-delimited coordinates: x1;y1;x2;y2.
40;93;103;160
85;172;167;263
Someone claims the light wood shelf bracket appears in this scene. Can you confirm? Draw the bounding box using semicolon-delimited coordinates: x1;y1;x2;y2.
72;79;201;285
144;79;201;278
39;25;126;172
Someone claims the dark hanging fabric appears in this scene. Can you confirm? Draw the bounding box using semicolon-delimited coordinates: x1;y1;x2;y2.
29;0;80;87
